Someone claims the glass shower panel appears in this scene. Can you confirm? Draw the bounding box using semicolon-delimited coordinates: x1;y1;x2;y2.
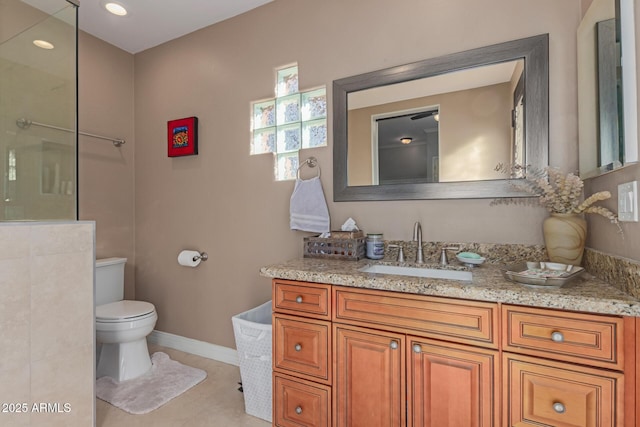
0;1;77;220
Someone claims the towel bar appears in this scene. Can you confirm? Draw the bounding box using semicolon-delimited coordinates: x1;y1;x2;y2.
297;156;320;179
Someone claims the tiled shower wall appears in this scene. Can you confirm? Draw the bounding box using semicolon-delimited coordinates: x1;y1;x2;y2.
0;222;95;427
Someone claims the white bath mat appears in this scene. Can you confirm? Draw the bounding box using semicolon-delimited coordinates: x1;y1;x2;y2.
96;352;207;415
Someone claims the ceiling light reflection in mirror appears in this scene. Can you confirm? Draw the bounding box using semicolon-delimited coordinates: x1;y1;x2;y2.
347;60;524;186
104;2;127;16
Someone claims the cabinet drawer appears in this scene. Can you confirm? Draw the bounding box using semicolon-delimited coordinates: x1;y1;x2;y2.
274;373;331;427
334;286;498;348
503;354;623;427
273;280;331;320
273;314;331;384
502;305;624;369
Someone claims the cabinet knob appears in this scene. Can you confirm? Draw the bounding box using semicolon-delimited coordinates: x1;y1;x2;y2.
390;340;398;350
550;331;565;343
295;296;303;303
552;402;566;414
295;406;303;414
412;344;422;354
294;343;302;352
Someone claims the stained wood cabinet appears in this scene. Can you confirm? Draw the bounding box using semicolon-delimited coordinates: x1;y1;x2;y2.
408;337;498;427
502;304;634;427
273;280;332;427
272;279;637;427
503;354;622;427
333;324;405;427
332;286;499;427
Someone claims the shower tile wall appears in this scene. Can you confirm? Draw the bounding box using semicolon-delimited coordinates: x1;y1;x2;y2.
0;222;95;427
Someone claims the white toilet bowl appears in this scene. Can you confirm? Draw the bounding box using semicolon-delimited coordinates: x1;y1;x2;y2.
96;300;157;382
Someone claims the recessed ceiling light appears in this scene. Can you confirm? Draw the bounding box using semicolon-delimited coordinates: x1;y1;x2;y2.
33;40;54;49
105;2;127;16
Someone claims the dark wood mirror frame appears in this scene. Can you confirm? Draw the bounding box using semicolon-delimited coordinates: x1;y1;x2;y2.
333;34;549;201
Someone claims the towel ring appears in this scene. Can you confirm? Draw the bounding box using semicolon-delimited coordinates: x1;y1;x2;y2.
297;156;321;179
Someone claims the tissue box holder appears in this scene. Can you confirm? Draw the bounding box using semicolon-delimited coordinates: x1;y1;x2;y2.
303;233;366;261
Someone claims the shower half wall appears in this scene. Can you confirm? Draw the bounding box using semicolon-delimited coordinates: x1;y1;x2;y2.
0;0;77;221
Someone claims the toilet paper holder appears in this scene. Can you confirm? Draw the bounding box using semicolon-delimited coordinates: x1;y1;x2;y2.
193;252;208;262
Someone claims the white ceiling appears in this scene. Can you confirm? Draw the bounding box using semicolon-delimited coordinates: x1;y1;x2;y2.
24;0;274;54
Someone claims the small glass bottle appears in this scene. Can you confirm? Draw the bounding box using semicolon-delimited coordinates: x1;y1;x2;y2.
366;233;384;259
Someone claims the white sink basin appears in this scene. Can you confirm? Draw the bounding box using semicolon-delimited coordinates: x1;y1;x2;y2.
359;264;472;281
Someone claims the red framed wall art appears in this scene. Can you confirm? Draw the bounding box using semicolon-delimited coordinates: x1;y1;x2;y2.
168;116;198;157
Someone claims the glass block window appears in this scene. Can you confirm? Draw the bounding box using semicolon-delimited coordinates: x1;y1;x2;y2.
250;64;327;181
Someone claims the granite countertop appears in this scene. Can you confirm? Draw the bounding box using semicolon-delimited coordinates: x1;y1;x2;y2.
260;257;640;317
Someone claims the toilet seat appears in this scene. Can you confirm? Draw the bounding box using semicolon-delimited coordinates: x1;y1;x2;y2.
96;300;155;323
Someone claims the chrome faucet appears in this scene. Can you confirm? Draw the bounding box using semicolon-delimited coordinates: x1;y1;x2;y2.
413;222;424;264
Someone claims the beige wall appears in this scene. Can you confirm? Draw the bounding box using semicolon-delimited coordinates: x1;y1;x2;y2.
131;0;581;348
78;32;136;299
0;222;95;427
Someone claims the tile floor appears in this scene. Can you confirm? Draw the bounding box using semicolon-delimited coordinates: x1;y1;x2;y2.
96;344;271;427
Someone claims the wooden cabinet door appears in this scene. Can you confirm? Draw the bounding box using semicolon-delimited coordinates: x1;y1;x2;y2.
333;324;405;427
504;353;623;427
408;336;498;427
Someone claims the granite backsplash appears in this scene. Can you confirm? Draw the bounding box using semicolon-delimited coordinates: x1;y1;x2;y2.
583;248;640;299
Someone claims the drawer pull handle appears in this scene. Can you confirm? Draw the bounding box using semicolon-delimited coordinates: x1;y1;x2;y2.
390;340;398;350
294;344;302;352
551;331;565;343
552;402;566;414
295;296;303;303
295;406;303;414
413;344;422;353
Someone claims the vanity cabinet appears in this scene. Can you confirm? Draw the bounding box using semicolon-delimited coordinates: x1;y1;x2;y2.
333;286;499;427
408;337;498;427
334;324;405;426
272;279;638;427
272;280;333;427
501;304;633;427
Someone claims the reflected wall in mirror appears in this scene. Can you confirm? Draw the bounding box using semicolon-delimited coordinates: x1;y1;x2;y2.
347;60;524;186
578;0;638;177
333;34;549;201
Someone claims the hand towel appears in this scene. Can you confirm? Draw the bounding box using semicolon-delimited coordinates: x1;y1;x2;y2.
290;176;330;233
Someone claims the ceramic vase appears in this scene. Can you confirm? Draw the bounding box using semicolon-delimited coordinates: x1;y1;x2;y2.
542;213;587;265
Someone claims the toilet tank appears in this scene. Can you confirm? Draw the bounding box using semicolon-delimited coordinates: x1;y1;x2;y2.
95;257;127;306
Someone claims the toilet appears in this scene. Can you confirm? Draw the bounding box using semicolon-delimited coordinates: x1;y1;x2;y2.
95;257;157;382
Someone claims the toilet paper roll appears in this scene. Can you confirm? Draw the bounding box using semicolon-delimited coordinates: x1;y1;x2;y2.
178;250;201;267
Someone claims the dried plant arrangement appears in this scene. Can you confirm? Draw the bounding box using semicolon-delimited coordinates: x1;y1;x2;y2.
491;164;621;230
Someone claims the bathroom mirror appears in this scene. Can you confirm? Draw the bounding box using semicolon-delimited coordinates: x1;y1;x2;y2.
333;34;549;201
578;0;638;177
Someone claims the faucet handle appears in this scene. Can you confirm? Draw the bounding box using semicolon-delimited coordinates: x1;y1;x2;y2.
439;246;460;265
388;244;405;262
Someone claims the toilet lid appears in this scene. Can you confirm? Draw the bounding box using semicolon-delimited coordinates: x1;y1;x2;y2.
96;300;155;321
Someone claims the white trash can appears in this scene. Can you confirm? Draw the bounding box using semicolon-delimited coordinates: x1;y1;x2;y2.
232;300;272;422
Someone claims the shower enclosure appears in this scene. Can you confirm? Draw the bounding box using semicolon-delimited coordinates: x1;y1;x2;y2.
0;0;78;220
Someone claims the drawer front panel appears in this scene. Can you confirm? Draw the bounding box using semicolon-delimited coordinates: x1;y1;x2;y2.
274;373;331;427
504;354;623;427
334;287;497;347
503;305;624;369
273;280;330;320
273;314;331;384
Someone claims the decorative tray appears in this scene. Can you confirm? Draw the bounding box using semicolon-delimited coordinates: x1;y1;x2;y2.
502;262;584;287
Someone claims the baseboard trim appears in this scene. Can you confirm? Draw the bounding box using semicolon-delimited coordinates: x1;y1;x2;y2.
148;330;239;366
